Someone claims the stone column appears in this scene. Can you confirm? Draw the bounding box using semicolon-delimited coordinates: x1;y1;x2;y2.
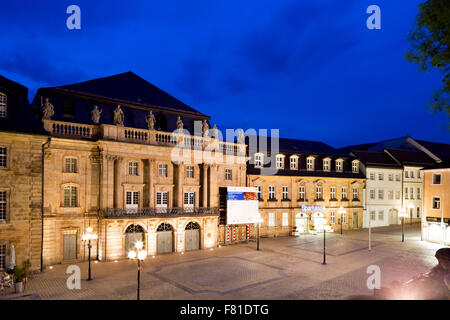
114;156;124;208
202;164;208;207
149;160;155;208
177;163;184;208
209;164;218;207
103;155;115;209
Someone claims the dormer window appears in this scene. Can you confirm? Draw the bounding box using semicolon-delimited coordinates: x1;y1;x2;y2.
254;153;263;168
323;158;330;171
275;155;284;169
290;156;298;169
0;92;7;118
307;157;314;171
352;160;359;173
336;159;343;172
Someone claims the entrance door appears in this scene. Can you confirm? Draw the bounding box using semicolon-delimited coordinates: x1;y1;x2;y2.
184;192;194;213
389;209;398;225
157;223;173;254
353;212;359;229
125;224;144;254
63;231;77;260
156;192;169;213
185;222;200;251
295;213;308;233
126;191;139;213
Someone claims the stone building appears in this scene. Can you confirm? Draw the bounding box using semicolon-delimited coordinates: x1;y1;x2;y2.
33;72;246;266
0;75;47;271
421;159;450;245
246;136;365;236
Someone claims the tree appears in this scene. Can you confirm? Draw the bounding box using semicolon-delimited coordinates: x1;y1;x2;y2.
406;0;449;128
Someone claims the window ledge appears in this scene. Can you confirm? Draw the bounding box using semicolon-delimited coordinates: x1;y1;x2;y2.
267;198;278;202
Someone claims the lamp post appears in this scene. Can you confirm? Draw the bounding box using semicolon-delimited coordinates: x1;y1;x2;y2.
322;226;326;265
400;208;408;242
256;213;263;251
338;206;346;235
128;241;147;300
81;227;97;281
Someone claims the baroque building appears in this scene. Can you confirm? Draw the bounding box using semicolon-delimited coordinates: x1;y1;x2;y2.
246;137;365;236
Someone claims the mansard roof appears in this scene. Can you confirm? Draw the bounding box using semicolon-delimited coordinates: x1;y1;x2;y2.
384;148;436;167
39;71;209;118
350;150;401;168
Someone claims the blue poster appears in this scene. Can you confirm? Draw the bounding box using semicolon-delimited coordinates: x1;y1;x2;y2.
227;191;244;200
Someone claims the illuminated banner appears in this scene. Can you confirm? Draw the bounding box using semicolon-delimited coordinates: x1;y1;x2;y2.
301;205;325;211
226;186;259;225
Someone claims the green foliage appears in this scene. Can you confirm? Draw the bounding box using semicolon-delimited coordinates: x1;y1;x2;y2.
406;0;450;125
13;259;31;283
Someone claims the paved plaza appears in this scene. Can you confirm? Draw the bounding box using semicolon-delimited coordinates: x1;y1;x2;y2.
1;224;446;300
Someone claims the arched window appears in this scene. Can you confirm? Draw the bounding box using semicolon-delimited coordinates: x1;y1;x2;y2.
125;224;144;233
157;223;173;231
125;224;144;253
0;92;7;118
185;222;200;230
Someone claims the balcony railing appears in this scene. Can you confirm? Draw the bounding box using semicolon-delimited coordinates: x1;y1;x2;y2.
43;120;245;156
103;207;219;218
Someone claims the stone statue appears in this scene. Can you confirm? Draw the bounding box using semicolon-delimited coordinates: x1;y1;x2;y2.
176;116;184;130
113;105;124;126
202;119;210;137
41;96;54;120
91;105;102;124
146;111;155;130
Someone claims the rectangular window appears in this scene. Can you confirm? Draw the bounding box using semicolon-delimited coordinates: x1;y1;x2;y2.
268;213;275;227
352;188;358;200
388;174;393;181
225;169;232;180
417;207;420;218
395;191;401;200
0;147;7;168
341;187;347;199
158;164;168;177
282;212;288;227
63;186;78;207
370;189;375;200
0;92;7;118
432;174;442;185
352;162;358;173
336;161;342;172
388;190;394;200
0;244;5;271
378;189;384;200
330;187;336;199
370;173;375;180
65;158;78;173
323;160;330;171
156;192;169;205
126;191;139;205
316;186;322;200
410;188;414;200
269;186;275;200
405;188;409;199
405;171;409;178
307;158;314;170
342;212;347;224
330;212;335;224
186;165;194;178
128;161;138;176
0;191;6;221
417;188;421;200
276;156;283;169
257;186;262;200
184;192;194;205
395;174;400;181
370;211;376;221
290;157;297;169
432;197;441;209
411;171;414;178
418;171;421;179
299;186;305;201
378;210;384;220
282;186;289;200
254;154;262;167
378;173;384;181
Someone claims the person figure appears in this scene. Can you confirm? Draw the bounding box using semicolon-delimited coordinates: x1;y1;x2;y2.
91;105;102;124
113;105;124;126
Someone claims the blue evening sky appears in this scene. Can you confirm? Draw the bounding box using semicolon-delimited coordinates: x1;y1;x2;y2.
0;0;448;147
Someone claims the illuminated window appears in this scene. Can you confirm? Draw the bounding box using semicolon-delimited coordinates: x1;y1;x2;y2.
156;192;168;205
336;160;342;172
254;154;263;167
268;186;275;200
0;191;6;221
126;191;139;206
307;157;314;170
290;156;297;169
352;188;358;200
158;164;168;177
378;189;384;200
378;210;384;220
0;244;5;270
129;162;138;176
268;213;275;227
298;186;305;201
352;161;358;173
330;187;336;199
342;211;347;224
370;211;376;221
432;197;440;209
184;192;194;205
276;155;284;169
282;212;288;227
225;169;232;180
341;187;347;199
186;165;194;178
0;147;6;168
256;186;262;200
0;92;6;118
63;186;78;207
330;212;335;224
316;186;322;200
282;186;289;200
323;159;330;171
65;158;78;173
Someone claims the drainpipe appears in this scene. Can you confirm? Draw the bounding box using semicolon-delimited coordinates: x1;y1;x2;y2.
41;137;51;272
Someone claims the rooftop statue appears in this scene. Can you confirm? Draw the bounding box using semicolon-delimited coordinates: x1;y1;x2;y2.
113;105;124;126
176;115;184;130
41;96;54;120
91;105;102;124
146;110;155;130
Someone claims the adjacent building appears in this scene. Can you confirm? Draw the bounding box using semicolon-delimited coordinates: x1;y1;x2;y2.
246;137;365;236
421;159;450;245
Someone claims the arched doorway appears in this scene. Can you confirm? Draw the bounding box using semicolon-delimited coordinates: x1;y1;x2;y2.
125;224;144;254
295;213;308;233
312;212;325;230
185;222;200;251
157;223;174;254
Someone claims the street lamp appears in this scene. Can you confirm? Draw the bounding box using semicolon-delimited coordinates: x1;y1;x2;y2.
408;203;414;225
128;241;147;300
338;206;346;235
400;208;408;242
81;227;97;281
256;213;263;251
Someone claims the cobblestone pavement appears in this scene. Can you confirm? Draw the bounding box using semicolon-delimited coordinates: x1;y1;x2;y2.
1;224;446;300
